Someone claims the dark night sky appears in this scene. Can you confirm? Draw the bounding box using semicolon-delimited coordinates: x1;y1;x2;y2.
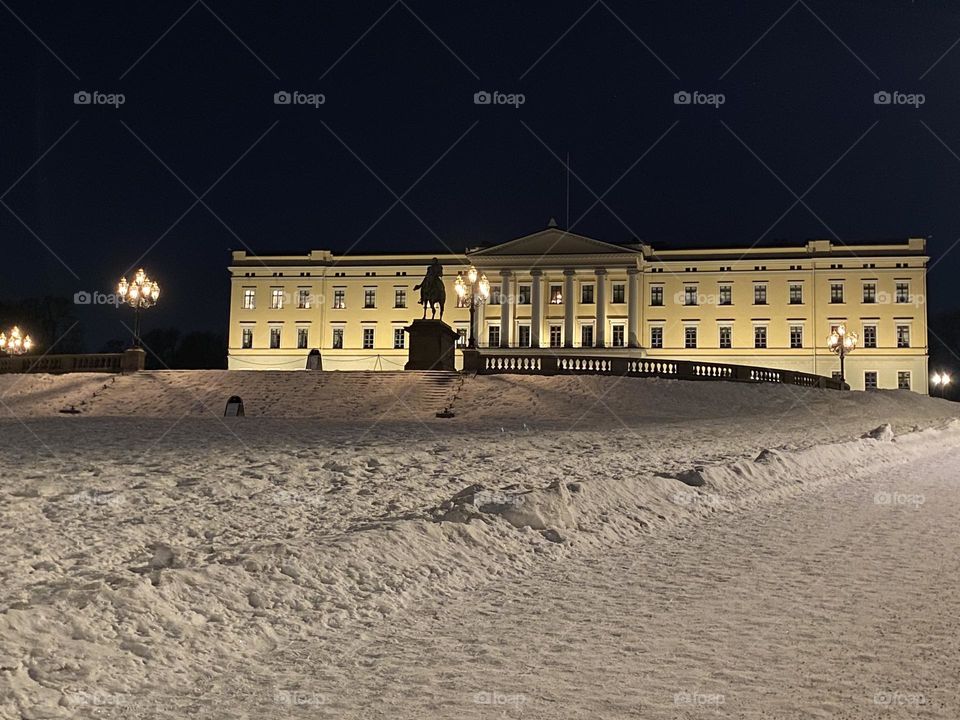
2;1;960;350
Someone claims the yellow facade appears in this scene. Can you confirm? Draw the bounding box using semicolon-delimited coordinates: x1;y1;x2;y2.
228;227;929;392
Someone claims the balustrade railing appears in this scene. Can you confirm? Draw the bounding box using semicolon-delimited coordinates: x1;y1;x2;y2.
0;350;145;375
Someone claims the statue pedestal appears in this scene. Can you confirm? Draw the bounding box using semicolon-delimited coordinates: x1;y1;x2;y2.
405;320;459;371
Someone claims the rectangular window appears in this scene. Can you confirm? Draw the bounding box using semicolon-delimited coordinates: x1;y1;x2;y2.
754;326;767;349
896;282;909;303
517;325;531;347
650;326;663;349
297;327;309;349
896;325;910;348
362;327;375;349
269;327;281;349
490;285;502;305
333;289;345;309
549;284;563;304
456;328;467;347
650;286;664;306
581;284;594;304
754;285;767;305
612;283;625;303
581;325;594;347
864;371;878;390
457;292;470;309
297;289;311;309
719;285;732;305
393;328;405;349
863;325;877;348
394;289;406;308
719;326;732;349
684;326;697;349
241;327;253;348
488;325;500;348
790;325;803;349
684;286;698;306
332;327;343;349
898;371;911;390
789;284;802;304
830;283;844;304
364;288;376;308
549;325;562;348
862;283;876;304
271;288;283;309
242;289;256;309
612;324;625;347
518;285;531;304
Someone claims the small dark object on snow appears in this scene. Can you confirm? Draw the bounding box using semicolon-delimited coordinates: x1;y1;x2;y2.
224;396;245;417
436;408;455;418
674;468;706;487
305;349;322;370
59;405;81;415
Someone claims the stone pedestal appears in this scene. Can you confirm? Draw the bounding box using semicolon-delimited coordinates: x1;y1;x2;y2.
405;320;459;371
121;348;146;373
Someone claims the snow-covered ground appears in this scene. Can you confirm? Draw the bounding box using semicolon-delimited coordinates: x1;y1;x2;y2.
0;371;958;719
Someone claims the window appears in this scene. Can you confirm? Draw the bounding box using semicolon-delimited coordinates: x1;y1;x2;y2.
684;326;697;349
862;283;876;304
898;371;911;390
241;327;253;348
864;371;878;390
612;283;625;303
754;285;767;305
612;324;625;347
863;325;877;348
518;285;531;305
790;325;803;349
517;325;531;347
789;284;802;305
297;289;311;309
362;327;375;349
364;288;376;308
719;326;732;349
896;325;910;348
719;285;732;305
456;328;467;347
297;327;309;349
490;285;502;305
549;285;563;304
395;289;406;308
333;289;345;309
242;289;256;309
549;325;562;348
830;284;844;304
271;288;283;309
684;286;698;306
457;292;469;309
488;326;500;348
581;284;594;304
269;327;281;349
650;286;664;306
393;328;405;349
650;326;663;349
896;282;909;303
754;326;767;349
581;325;594;347
332;327;343;349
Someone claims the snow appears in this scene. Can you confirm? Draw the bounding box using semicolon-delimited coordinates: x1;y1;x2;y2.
0;371;958;718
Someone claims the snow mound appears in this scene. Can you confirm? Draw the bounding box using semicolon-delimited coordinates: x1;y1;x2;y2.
436;480;578;533
862;423;895;442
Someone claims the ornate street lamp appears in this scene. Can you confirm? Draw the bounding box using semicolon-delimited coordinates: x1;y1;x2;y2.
826;323;857;387
117;268;160;348
0;326;33;355
454;265;490;349
931;372;951;399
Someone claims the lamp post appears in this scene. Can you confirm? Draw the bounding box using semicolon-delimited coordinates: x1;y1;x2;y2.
0;326;33;355
931;372;951;399
826;323;857;387
454;265;490;349
117;268;160;348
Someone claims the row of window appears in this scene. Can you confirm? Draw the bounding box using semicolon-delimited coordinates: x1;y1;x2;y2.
241;326;410;351
651;281;915;307
241;287;408;311
859;371;913;390
645;322;912;350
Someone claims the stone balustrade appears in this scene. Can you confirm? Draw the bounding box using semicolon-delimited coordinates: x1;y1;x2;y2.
0;349;146;374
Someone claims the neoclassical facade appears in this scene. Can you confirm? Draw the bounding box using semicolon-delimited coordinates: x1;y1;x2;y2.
228;224;929;392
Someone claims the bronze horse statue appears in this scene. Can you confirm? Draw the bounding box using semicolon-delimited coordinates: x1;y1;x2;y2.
414;258;445;320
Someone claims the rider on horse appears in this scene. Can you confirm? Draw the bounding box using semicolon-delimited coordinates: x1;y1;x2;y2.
414;258;446;320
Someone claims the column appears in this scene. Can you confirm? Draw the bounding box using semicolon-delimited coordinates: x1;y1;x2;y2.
499;269;512;348
530;269;543;348
594;268;607;347
627;266;640;348
563;269;576;348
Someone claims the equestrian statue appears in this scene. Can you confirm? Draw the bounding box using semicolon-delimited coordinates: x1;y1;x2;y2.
414;258;445;320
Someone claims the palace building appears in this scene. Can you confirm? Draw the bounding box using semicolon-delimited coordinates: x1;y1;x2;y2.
228;223;929;392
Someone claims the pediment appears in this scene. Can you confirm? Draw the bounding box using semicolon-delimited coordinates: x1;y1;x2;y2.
469;228;639;257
